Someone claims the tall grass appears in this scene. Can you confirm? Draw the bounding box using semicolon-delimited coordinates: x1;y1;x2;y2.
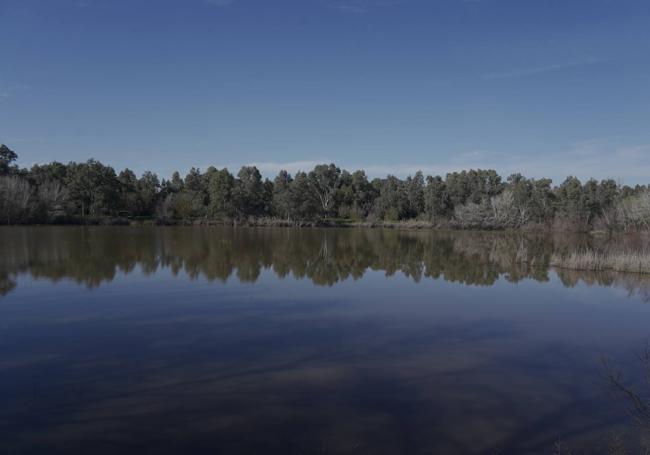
551;250;650;274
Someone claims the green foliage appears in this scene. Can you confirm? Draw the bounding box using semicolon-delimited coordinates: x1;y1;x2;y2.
446;169;502;206
0;143;648;230
424;175;450;221
307;163;342;218
0;144;18;175
234;166;264;217
272;170;293;219
65;160;120;217
207;168;235;218
404;171;425;219
373;175;408;221
290;171;320;220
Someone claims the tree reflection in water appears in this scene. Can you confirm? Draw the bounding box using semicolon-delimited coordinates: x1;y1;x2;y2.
1;226;649;297
2;227;650;454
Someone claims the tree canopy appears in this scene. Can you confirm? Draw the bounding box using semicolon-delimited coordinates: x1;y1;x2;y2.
0;144;648;231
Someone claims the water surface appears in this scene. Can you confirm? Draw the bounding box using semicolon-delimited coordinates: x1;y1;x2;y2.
1;227;649;454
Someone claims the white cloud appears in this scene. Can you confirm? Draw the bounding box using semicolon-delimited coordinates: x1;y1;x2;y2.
412;140;650;185
186;160;333;178
483;59;600;80
150;140;650;186
247;160;333;175
234;140;650;186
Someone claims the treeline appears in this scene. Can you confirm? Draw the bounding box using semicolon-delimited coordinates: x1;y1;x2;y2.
1;143;649;231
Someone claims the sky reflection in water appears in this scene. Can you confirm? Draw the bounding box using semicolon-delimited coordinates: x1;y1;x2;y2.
0;227;649;454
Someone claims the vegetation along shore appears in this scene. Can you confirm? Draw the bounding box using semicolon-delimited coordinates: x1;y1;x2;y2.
1;144;649;233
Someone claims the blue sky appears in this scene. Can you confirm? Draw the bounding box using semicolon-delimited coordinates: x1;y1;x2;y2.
1;0;649;184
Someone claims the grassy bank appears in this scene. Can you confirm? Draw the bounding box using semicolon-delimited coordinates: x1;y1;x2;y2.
551;250;650;274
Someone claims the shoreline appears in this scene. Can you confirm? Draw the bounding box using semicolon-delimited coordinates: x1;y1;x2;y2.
3;218;643;239
0;216;601;233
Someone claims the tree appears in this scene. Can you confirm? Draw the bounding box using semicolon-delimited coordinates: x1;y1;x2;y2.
185;167;204;193
0;176;31;223
118;169;139;214
446;169;502;207
308;164;341;218
490;189;527;228
169;171;184;193
616;190;650;231
350;170;376;218
0;151;646;230
598;179;619;209
234;166;264;217
137;171;160;216
424;175;449;221
0;144;18;175
335;170;376;220
29;162;68;186
66;160;120;217
555;176;588;230
290;171;319;220
530;178;554;223
404;171;425;219
373;175;408;221
207;168;235;217
262;179;274;216
35;179;69;221
335;170;354;218
445;171;472;207
182;167;207;217
453;200;490;229
273;170;293;219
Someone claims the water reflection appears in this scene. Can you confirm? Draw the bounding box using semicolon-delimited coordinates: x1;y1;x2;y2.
1;226;649;297
2;227;650;454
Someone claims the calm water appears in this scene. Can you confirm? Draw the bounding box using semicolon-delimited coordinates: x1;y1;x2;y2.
1;227;649;454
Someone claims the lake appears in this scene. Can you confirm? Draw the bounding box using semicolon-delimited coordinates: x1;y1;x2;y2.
1;226;649;454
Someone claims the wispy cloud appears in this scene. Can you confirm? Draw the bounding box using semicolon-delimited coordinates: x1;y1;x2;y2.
200;160;332;176
248;160;333;175
136;139;650;187
427;140;650;185
483;59;600;80
228;140;650;186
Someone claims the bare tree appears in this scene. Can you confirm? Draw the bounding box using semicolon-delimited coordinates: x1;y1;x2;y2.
617;192;650;231
600;344;650;455
603;344;650;428
0;176;32;223
37;179;69;220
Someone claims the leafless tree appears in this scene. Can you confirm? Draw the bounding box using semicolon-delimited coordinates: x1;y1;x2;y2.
37;179;69;219
0;175;32;223
601;344;650;454
616;192;650;231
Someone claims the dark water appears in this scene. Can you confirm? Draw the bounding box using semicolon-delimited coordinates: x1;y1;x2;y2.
1;227;649;454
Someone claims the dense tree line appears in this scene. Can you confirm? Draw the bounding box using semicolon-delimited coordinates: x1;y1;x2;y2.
1;144;649;231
